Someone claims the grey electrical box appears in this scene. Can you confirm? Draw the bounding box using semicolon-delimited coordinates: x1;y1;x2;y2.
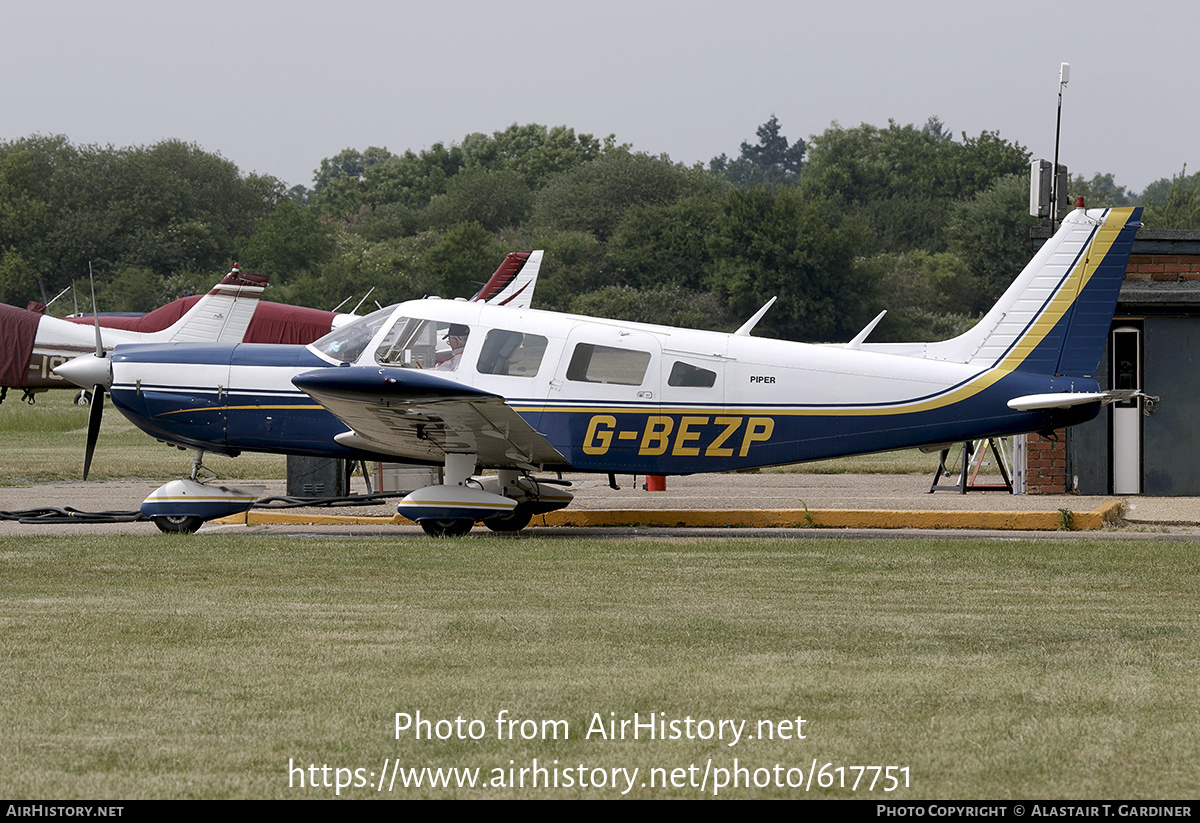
286;455;349;498
1029;159;1069;219
1030;160;1052;217
1054;165;1071;219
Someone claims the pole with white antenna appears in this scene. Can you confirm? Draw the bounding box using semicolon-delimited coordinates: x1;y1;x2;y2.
1051;62;1070;233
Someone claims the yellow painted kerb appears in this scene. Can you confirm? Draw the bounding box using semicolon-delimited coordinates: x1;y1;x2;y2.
212;501;1123;531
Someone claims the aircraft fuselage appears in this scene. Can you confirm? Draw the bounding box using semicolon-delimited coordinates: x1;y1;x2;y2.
105;298;1098;475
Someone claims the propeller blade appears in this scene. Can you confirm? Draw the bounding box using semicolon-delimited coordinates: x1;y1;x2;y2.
82;384;104;480
81;263;108;481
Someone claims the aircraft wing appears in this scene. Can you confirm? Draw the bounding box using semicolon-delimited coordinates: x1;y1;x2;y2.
292;366;567;470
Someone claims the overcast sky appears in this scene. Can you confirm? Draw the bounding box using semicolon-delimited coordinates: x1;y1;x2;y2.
4;0;1194;195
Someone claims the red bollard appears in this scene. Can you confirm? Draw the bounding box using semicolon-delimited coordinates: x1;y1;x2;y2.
645;474;667;491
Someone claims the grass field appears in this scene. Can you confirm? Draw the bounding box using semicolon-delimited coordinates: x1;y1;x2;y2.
0;390;286;483
3;533;1198;799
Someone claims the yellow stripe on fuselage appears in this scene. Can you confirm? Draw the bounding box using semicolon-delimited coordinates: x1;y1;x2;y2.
154;403;325;417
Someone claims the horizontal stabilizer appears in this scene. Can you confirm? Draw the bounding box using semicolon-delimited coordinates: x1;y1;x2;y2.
1007;390;1137;411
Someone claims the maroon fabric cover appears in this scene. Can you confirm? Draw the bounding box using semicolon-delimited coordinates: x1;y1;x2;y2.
64;297;200;333
240;302;338;345
63;299;337;344
0;303;42;387
472;251;529;302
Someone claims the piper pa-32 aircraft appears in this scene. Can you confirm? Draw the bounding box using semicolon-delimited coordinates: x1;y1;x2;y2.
56;204;1142;535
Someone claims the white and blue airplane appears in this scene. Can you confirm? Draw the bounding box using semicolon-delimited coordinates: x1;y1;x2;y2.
56;204;1143;535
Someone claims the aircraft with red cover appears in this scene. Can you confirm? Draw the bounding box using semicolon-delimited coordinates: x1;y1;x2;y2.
1;251;541;402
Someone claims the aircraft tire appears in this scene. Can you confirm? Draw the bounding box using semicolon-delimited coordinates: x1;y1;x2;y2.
153;515;204;534
482;505;533;533
420;518;474;537
74;390;92;406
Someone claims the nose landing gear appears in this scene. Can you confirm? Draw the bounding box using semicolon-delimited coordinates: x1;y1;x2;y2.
141;450;265;533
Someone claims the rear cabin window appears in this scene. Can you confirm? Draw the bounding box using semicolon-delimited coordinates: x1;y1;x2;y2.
476;330;548;377
668;361;717;388
566;343;651;386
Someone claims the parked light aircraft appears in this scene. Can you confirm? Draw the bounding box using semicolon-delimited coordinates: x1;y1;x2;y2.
55;205;1142;535
1;250;542;401
1;266;269;401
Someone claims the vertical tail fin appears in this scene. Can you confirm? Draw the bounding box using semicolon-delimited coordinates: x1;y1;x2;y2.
471;250;542;308
929;204;1141;378
162;266;269;343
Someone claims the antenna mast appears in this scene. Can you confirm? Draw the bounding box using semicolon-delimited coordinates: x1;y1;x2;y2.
1051;62;1070;232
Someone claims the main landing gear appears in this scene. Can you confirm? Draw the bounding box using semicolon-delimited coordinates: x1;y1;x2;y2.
397;454;572;537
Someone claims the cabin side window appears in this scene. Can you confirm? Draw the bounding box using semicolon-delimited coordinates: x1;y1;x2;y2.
566;343;651;386
667;361;717;388
375;317;438;368
374;317;471;370
476;330;548;377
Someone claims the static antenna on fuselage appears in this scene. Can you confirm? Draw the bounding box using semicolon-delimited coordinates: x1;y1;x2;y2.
45;285;71;308
350;286;376;316
847;310;887;350
734;297;777;336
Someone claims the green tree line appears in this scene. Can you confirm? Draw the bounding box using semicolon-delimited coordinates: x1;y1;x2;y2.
3;120;1196;342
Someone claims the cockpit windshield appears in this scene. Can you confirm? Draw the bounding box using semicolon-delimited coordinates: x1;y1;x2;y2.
309;305;395;364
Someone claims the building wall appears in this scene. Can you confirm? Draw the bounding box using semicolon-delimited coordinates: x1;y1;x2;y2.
1026;433;1069;494
1124;253;1200;282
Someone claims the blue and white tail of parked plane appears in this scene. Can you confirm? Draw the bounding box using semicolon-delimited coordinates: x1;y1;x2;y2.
55;205;1143;534
862;200;1136;377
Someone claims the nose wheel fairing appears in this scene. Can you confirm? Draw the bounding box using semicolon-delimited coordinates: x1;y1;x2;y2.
141;477;265;532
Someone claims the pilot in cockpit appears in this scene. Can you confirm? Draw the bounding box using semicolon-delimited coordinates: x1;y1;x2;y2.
436;324;470;371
